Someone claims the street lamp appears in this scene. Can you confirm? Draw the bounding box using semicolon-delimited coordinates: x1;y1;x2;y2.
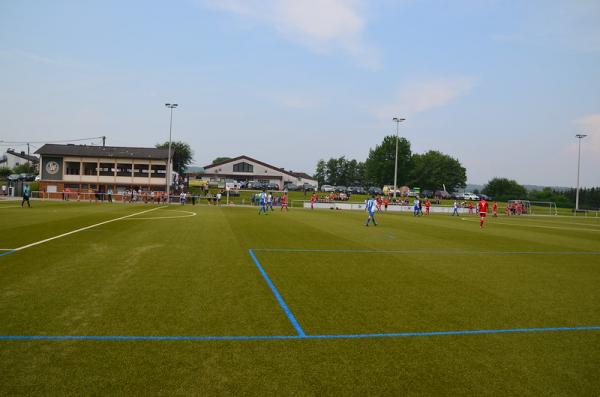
575;133;587;212
392;117;406;199
165;103;178;201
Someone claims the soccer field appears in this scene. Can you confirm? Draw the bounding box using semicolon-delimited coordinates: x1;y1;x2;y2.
1;200;599;395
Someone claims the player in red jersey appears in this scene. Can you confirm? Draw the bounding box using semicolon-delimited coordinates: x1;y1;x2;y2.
468;201;474;214
424;199;431;215
492;201;498;217
478;198;489;228
310;192;316;210
281;193;289;211
376;196;383;212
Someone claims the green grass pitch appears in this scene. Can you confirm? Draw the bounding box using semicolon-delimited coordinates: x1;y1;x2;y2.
1;200;599;395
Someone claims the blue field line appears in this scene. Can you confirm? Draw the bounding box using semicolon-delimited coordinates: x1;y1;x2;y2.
252;248;600;255
1;326;599;342
0;250;17;257
248;249;306;337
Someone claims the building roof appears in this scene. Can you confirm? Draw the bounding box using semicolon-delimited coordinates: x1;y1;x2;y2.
203;155;316;181
35;144;171;160
6;149;39;163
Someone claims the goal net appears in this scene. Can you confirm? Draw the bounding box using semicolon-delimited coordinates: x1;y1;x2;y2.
507;200;557;216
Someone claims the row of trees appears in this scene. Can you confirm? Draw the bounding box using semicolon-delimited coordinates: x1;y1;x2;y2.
314;135;467;192
482;177;600;209
0;163;37;177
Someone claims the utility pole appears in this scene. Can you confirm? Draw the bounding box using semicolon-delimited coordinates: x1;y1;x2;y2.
392;117;406;199
165;103;178;201
575;134;587;212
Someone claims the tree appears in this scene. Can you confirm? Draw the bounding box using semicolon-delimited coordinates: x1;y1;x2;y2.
314;157;365;186
155;141;193;174
13;163;36;174
0;167;12;177
314;159;326;186
212;157;231;164
482;178;527;201
408;150;467;193
364;135;411;187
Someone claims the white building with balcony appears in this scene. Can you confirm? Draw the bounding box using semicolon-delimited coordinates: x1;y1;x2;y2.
35;144;172;194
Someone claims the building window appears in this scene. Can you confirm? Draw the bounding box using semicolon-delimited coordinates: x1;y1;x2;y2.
99;162;114;176
233;162;253;173
116;163;132;177
150;164;166;178
83;162;97;176
65;162;80;175
134;163;149;177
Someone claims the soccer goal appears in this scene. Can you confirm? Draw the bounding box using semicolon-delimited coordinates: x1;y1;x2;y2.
507;200;557;216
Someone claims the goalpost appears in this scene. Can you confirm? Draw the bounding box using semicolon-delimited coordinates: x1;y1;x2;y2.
507;200;557;216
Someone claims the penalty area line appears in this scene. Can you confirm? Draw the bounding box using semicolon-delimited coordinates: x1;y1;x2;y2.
3;207;163;256
1;326;598;342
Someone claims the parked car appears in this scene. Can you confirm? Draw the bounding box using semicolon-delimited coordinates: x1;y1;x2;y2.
247;181;265;190
347;186;366;194
284;183;298;191
421;189;433;198
335;186;347;193
452;192;464;200
7;174;20;181
368;186;383;195
302;183;317;191
321;185;335;192
266;183;280;191
463;192;479;200
478;194;491;200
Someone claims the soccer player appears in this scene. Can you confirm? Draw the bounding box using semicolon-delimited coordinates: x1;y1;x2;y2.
21;184;31;208
281;193;289;211
383;197;389;211
258;190;268;215
424;198;431;215
376;196;382;212
413;198;420;216
468;201;474;215
452;200;459;216
493;201;498;217
365;195;377;226
478;197;489;229
310;192;316;210
267;192;273;211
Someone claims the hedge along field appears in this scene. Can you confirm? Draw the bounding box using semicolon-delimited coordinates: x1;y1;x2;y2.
0;200;599;395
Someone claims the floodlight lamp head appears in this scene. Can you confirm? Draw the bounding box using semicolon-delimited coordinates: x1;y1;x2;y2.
575;134;587;139
393;117;406;122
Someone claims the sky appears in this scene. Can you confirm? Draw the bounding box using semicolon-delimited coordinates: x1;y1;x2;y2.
0;0;599;187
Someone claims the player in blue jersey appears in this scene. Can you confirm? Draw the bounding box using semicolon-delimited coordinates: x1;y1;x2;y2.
365;195;377;226
21;185;31;208
258;190;268;215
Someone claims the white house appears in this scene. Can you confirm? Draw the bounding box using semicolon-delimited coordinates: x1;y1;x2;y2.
0;149;39;170
202;155;317;190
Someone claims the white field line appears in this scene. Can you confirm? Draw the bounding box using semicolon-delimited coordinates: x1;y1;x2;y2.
13;207;162;252
123;210;197;220
497;218;600;228
0;249;15;251
0;206;20;209
464;218;600;233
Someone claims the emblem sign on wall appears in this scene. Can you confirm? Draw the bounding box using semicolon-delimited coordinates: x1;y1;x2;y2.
42;157;63;180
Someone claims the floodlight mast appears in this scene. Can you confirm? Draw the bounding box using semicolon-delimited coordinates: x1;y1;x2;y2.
392;117;406;199
575;134;587;212
165;103;178;201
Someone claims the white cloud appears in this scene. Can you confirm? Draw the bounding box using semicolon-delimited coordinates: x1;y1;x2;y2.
200;0;379;69
372;77;477;119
